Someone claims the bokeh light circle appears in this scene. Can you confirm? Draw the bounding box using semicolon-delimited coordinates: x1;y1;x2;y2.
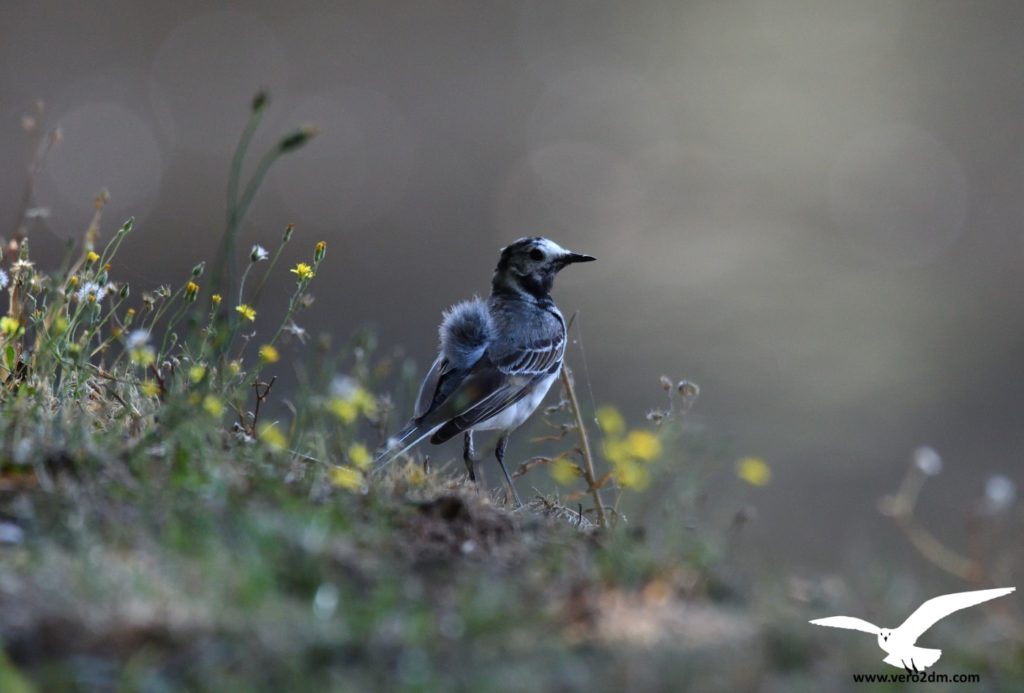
829;125;967;267
36;102;163;236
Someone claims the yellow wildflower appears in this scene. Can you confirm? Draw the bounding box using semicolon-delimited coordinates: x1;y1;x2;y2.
347;442;372;469
330;465;363;491
235;304;256;322
130;346;155;367
328;398;358;424
202;395;224;418
328;386;376;423
184;281;200;301
615;458;651;490
737;457;771;487
86;251;100;263
0;316;20;337
596;405;626;437
258;344;279;364
189;364;206;383
290;262;315;281
550;457;580;486
211;293;222;306
314;241;327;262
405;463;426;486
228;359;242;376
625;430;662;462
140;380;160;397
258;422;287;450
68;275;79;289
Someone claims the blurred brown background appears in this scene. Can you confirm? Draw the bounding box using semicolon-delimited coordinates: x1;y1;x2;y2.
2;1;1022;572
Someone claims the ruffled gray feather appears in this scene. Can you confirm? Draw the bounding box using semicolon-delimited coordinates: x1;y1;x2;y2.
439;297;493;370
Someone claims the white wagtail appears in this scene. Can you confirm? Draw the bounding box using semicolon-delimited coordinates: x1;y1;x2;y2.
377;237;595;505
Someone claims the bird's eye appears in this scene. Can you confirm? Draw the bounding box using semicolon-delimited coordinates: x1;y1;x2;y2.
529;248;544;261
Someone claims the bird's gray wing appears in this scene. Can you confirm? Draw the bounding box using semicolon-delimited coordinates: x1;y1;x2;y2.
809;616;880;635
896;587;1015;643
422;334;565;444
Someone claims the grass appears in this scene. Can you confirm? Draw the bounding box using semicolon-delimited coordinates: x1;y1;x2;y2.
0;96;1021;691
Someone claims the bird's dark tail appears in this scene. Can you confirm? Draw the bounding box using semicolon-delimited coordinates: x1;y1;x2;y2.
374;419;441;470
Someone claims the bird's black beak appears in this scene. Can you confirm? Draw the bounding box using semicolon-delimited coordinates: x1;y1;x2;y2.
556;251;596;269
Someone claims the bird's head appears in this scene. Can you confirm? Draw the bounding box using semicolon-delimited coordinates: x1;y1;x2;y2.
492;236;595;300
878;629;891;646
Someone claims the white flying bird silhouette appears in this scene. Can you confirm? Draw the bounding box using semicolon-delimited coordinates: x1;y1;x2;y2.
810;586;1015;671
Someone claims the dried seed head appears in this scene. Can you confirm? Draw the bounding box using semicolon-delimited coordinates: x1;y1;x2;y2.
659;375;673;391
678;380;700;400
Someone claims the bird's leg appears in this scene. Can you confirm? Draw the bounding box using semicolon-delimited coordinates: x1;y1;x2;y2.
463;431;476;482
495;433;522;508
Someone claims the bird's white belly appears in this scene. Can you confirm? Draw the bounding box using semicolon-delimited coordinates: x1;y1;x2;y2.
472;372;558;432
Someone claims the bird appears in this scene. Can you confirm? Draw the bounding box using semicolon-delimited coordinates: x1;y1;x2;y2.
810;586;1015;672
376;237;595;505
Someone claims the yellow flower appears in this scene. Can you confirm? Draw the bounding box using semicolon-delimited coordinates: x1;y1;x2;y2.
211;293;222;306
130;346;155;367
550;457;580;486
68;275;79;289
140;380;160;397
737;457;771;487
235;304;256;322
53;316;69;336
615;458;651;490
602;438;631;467
625;430;662;462
405;462;426;486
330;465;363;491
328;386;376;423
184;281;200;301
189;364;206;383
348;442;372;469
290;262;315;281
228;359;242;376
0;316;20;337
258;344;279;364
202;395;224;418
258;422;287;450
596;405;626;437
314;241;327;263
86;251;100;263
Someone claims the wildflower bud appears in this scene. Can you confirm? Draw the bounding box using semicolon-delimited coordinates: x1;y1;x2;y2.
211;293;222;306
192;261;206;277
278;124;319;153
118;217;135;236
185;281;200;302
252;90;269;112
126;308;136;318
104;263;111;272
119;284;130;299
283;223;295;243
250;245;269;263
86;251;100;264
68;275;79;289
96;270;108;285
913;446;942;476
659;375;672;391
314;241;327;263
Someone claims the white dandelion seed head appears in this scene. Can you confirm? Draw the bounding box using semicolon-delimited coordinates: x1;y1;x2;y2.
125;329;151;349
251;245;269;262
913;446;943;476
983;474;1016;514
76;281;109;303
330;375;358;398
